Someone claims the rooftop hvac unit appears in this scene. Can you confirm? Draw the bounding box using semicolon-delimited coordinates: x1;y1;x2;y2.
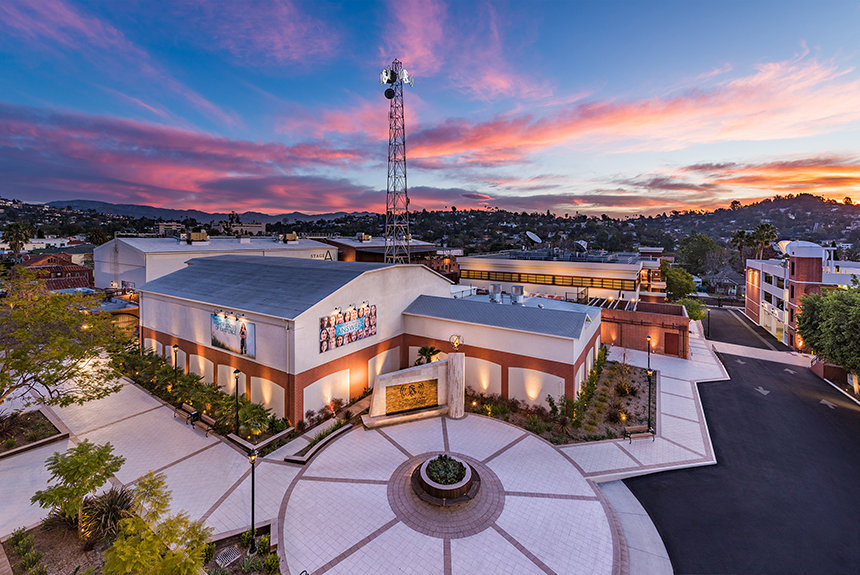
355;233;372;242
489;284;502;304
511;285;525;305
283;232;298;242
189;232;208;242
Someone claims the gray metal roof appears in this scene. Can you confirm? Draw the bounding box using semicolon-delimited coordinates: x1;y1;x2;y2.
403;295;594;339
114;236;332;254
138;255;388;319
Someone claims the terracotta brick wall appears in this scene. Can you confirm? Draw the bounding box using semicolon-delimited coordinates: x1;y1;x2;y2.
600;307;690;358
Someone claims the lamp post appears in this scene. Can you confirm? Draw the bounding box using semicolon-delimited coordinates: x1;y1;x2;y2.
707;307;711;338
646;336;653;433
248;449;257;555
172;344;179;388
233;369;241;436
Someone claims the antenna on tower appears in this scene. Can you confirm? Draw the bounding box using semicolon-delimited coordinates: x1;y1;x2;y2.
380;59;413;264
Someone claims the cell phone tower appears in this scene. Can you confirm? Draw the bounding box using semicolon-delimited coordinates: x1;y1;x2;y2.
380;59;414;264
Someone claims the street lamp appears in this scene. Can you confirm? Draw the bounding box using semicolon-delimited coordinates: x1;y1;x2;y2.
248;449;258;555
233;369;241;436
707;307;711;338
646;336;653;433
172;344;179;388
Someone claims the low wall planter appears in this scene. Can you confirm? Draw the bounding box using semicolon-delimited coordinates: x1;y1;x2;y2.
411;454;480;506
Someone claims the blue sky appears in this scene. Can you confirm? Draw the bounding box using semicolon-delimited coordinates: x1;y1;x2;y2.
1;0;859;216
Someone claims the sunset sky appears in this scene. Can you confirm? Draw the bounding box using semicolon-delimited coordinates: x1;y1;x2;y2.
2;0;860;217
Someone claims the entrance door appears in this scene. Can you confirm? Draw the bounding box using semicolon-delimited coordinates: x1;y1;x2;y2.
664;332;680;356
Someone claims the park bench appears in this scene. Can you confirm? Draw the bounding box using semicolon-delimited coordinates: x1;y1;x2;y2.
623;424;654;443
174;403;197;425
194;413;216;437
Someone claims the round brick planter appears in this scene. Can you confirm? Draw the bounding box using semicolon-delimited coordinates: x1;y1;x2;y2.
412;454;478;505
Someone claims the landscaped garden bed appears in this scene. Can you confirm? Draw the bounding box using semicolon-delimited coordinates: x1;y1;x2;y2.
0;409;60;454
465;347;656;444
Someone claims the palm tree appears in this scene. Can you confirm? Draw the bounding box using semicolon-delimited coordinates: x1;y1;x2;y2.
730;230;747;265
415;346;442;365
1;221;35;261
752;223;778;259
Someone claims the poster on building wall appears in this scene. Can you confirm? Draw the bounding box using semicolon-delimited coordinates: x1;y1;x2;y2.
211;314;256;358
319;303;377;353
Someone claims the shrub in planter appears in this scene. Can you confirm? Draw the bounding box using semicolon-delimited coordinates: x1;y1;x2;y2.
240;555;263;574
203;542;216;563
263;553;280;575
259;533;271;550
425;454;466;485
239;528;255;549
8;527;28;549
19;549;44;570
80;486;134;543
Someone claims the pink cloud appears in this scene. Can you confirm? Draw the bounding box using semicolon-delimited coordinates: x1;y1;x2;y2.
407;54;860;165
383;0;447;77
171;1;338;66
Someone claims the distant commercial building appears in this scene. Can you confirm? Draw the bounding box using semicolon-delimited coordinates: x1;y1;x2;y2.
320;234;438;262
458;246;667;303
137;256;601;422
220;222;266;235
745;240;860;349
93;235;337;289
157;222;185;236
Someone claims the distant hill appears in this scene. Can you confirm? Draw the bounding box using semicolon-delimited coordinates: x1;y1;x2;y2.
46;199;371;224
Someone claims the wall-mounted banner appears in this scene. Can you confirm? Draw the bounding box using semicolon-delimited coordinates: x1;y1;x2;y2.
211;314;256;358
319;303;377;353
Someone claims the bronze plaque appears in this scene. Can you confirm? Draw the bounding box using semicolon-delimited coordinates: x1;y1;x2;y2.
385;379;438;415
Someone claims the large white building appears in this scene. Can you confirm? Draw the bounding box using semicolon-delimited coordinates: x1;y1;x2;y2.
745;240;860;348
457;247;666;303
137;256;601;423
94;236;337;289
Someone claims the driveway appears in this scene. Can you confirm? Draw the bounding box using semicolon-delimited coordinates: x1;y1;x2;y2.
624;352;860;574
703;307;790;351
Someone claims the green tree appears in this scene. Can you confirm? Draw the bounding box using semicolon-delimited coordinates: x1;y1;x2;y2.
2;221;35;261
86;228;112;246
661;260;695;301
730;230;747;266
797;282;860;394
31;439;125;535
677;233;719;275
103;471;212;575
751;222;778;259
0;271;126;408
415;346;442;365
676;298;706;320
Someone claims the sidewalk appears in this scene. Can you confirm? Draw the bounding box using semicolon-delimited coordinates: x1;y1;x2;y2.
560;323;727;482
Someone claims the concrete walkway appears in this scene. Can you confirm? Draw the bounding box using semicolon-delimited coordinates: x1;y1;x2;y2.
0;378;300;540
560;322;726;483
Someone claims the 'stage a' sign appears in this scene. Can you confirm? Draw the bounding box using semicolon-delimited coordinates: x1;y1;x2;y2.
385;379;438;415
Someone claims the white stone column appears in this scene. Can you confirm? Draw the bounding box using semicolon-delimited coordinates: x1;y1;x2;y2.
447;352;466;419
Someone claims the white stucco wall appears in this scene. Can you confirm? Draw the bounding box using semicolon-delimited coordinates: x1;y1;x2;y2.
465;357;502;396
251;376;285;418
139;293;289;370
403;314;575;364
303;369;350;417
508;367;564;408
94;239;146;289
367;347;401;389
293;265;451;374
217;365;246;396
188;354;215;383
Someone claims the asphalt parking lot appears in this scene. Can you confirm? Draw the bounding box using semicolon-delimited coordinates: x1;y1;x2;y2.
625;353;860;574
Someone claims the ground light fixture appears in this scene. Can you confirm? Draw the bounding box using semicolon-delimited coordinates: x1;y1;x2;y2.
233;369;241;435
248;449;257;555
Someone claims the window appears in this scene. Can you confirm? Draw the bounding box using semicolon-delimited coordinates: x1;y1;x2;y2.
790;261;795;276
790;309;794;323
776;277;785;289
790;285;795;299
764;273;773;285
764;292;773;304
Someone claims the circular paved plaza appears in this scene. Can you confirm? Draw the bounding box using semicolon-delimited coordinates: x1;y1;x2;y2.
278;414;624;575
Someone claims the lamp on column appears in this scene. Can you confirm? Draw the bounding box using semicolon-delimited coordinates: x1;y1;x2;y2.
248;449;258;555
646;336;653;433
172;344;179;390
233;368;241;435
